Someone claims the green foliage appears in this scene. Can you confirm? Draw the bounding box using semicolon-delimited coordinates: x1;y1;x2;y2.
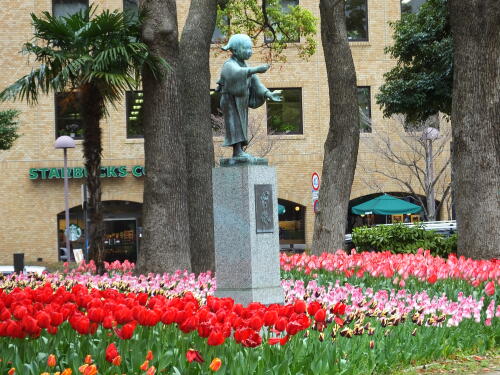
352;224;457;257
216;0;318;61
376;0;452;124
0;6;167;109
0;109;20;150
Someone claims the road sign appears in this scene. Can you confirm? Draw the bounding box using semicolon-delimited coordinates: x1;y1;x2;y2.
312;172;320;191
311;190;319;202
313;199;319;214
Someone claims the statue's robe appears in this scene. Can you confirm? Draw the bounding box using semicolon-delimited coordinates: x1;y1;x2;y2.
217;56;269;147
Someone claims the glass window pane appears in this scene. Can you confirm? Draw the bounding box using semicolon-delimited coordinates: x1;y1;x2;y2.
53;0;88;18
123;0;139;17
126;91;144;138
55;92;83;139
401;0;426;15
267;88;302;134
346;0;368;41
357;86;371;133
264;0;300;43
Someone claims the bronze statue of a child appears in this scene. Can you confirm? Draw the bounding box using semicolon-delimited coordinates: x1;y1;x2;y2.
216;34;282;159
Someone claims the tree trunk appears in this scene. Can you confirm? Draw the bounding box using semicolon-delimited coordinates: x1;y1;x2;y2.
179;0;218;274
138;0;192;273
80;83;105;274
312;0;360;255
449;0;500;259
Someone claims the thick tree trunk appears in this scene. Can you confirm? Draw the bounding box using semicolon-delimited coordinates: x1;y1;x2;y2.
80;84;105;274
312;0;360;255
138;0;192;273
179;0;218;274
449;0;500;259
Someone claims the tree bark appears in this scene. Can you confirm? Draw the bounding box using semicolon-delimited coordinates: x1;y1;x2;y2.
80;83;105;274
137;0;192;273
449;0;500;259
179;0;218;274
312;0;360;255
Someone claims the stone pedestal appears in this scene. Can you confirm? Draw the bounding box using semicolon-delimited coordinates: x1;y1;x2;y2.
213;163;284;305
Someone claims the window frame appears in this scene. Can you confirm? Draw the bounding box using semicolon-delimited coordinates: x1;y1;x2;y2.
52;0;89;18
266;87;303;135
346;0;369;42
357;85;372;133
54;92;84;140
126;90;144;139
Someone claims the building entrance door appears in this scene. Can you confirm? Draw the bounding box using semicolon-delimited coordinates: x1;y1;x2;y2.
104;219;137;262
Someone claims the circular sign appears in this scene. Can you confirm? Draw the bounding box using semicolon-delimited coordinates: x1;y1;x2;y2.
68;224;82;242
313;199;320;214
312;172;320;191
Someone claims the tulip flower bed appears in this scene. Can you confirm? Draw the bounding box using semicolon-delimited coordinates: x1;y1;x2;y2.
0;251;498;375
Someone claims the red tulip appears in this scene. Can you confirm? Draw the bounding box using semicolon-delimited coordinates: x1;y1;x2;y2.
307;301;321;316
146;350;154;361
249;316;263;331
263;310;278;326
207;330;225;346
105;343;119;363
485;281;495;296
115;321;136;340
314;308;326;322
186;349;204;363
294;300;307;314
274;317;288;332
427;274;438;284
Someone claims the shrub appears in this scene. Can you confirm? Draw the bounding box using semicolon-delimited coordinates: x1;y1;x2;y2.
352;224;457;257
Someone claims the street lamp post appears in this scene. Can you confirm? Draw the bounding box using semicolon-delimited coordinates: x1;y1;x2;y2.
55;135;76;261
422;127;440;221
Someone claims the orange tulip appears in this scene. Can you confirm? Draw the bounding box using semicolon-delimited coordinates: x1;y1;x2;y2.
84;355;93;364
146;366;156;375
140;360;149;371
209;358;222;372
40;373;50;375
83;365;97;375
145;350;153;361
47;354;57;367
79;364;89;374
7;368;15;375
61;369;73;375
112;355;122;366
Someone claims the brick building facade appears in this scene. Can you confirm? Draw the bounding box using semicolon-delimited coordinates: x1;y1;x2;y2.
0;0;451;265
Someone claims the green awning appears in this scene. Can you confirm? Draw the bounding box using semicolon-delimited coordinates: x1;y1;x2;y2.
351;194;422;215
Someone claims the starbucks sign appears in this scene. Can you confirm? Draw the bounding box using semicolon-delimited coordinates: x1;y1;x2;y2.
68;224;82;241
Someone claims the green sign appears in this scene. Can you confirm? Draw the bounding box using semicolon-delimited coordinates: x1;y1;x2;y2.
29;165;146;180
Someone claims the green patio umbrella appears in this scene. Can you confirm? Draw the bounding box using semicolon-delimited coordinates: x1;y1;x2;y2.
351;194;422;215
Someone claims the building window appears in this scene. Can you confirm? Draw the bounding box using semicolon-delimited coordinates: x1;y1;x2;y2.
267;88;303;134
52;0;88;18
126;91;144;138
346;0;368;41
264;0;300;43
357;86;371;133
123;0;139;18
401;0;426;15
55;92;83;139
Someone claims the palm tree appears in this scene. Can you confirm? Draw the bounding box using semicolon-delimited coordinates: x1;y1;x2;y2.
0;7;166;273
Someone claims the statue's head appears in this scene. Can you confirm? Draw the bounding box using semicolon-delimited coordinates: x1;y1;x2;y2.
222;34;253;61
